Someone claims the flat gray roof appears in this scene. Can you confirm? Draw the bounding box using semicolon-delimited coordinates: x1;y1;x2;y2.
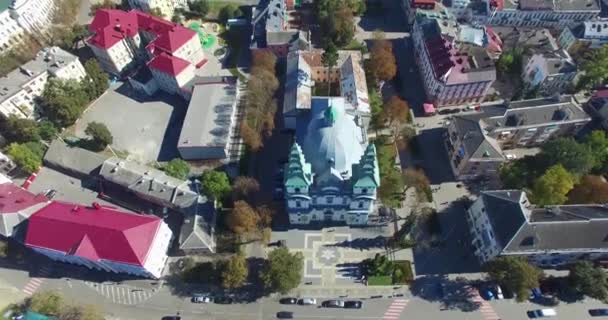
503;0;599;11
178;77;238;150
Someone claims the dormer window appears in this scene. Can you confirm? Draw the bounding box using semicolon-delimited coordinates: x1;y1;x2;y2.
362;188;368;194
295;187;301;193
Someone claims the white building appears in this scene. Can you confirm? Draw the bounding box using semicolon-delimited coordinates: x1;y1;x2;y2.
88;9;205;94
466;190;608;267
559;20;608;52
0;6;24;52
0;47;86;119
9;0;55;34
487;0;600;28
25;201;172;279
128;0;178;18
522;49;578;94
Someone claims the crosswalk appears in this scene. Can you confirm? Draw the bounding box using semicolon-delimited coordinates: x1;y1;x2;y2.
471;289;501;320
84;282;156;305
22;265;53;295
383;299;409;320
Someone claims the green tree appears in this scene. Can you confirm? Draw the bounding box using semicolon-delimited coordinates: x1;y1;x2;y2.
585;130;608;173
41;79;89;127
7;142;42;174
164;158;190;180
568;175;608;204
84;121;113;151
149;7;163;17
89;0;117;16
579;45;608;89
499;155;546;189
37;120;58;141
321;42;339;96
189;0;210;17
540;137;595;176
261;247;304;294
58;304;105;320
201;170;231;201
531;164;575;206
28;290;64;315
221;254;249;288
496;52;514;75
219;4;242;23
568;261;608;301
485;256;543;302
317;0;355;47
1;114;40;143
84;59;109;101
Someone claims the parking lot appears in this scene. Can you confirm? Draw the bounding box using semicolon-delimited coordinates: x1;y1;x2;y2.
73;82;187;163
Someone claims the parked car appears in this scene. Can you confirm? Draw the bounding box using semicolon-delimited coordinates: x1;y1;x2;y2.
297;298;317;305
161;317;181;320
589;309;608;317
527;308;557;318
437;282;446;298
505;154;517;160
215;296;234;304
191;294;213;303
448;108;462;114
530;288;542;300
344;300;363;309
322;300;345;308
438;109;451;115
494;285;504;299
280;297;298;305
482;289;494;300
276;311;294;319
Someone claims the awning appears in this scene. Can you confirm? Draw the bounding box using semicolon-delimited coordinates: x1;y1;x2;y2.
423;103;435;114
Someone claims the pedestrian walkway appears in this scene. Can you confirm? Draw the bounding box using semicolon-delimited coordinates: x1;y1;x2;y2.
291;285;409;299
471;289;500;320
84;282;156;305
22;265;53;296
383;299;409;320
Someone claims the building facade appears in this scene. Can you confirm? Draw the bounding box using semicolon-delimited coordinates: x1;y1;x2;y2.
486;0;600;28
0;47;86;118
413;13;496;107
128;0;179;18
522;50;578;94
467;190;608;267
559;20;608;53
284;98;379;226
9;0;55;33
445;95;590;179
25;201;172;278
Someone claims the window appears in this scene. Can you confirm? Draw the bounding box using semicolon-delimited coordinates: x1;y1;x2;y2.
362;188;368;194
294;187;300;193
358;201;364;208
295;201;301;208
327;197;333;204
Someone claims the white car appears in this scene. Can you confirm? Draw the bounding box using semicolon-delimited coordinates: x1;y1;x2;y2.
495;285;504;299
505;154;517;160
528;308;557;318
298;298;317;305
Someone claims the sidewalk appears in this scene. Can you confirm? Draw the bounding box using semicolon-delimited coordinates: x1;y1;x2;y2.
290;284;410;299
0;277;25;310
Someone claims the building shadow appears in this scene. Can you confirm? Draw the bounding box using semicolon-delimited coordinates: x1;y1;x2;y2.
325;236;388;250
410;275;481;312
155;93;188;162
412;200;481;275
415;128;457;184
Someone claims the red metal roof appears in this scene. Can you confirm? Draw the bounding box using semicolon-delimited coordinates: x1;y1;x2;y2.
147;53;190;76
25;202;162;266
0;183;46;214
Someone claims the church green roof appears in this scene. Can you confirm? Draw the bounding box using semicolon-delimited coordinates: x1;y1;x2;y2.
352;144;380;188
285;143;312;187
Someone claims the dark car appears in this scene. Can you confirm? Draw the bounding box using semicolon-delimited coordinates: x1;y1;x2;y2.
161;317;181;320
276;311;294;319
589;309;608;317
344;301;363;309
215;296;234;304
438;109;451;115
279;297;298;305
322;300;345;308
448;108;462;114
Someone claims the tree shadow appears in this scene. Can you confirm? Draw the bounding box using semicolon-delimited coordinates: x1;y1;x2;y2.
411;275;481;312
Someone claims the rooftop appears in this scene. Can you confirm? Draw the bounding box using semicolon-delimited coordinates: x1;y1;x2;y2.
147;52;190;76
43;140;108;177
450;116;504;160
178;77;239;151
501;0;599;12
491;26;557;54
25;201;162;266
0;47;80;107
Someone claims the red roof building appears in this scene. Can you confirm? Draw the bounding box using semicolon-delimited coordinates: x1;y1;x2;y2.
0;183;48;238
147;53;190;76
25;201;171;278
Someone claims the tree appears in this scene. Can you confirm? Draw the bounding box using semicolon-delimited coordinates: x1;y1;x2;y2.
370;40;397;81
579;45;608;89
485;256;543;302
568;175;608;204
58;304;105;320
322;42;339;96
585;130;608;173
540;137;595;176
37;120;58;141
28;290;64;315
378;168;405;207
226;201;260;235
219;4;242;23
41;79;89;127
164;158;190;180
89;0;117;16
84;59;109;101
84;121;113;151
260;247;304;294
499;155;546;189
0;115;40;143
531;164;575;206
7;142;42;174
201;170;231;201
251;50;277;74
317;0;355;47
382;96;410;130
221;254;249;288
496;52;514;75
240;122;263;151
232;176;260;202
149;7;163;17
188;0;209;17
257;205;275;228
568;261;608;301
403;168;431;202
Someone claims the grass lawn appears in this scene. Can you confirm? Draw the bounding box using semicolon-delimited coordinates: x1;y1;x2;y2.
367;275;392;286
393;260;414;284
